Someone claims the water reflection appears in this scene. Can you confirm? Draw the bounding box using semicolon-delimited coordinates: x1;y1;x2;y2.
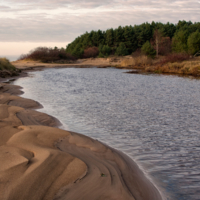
14;68;200;200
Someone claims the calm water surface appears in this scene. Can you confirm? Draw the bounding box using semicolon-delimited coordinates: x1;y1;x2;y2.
14;68;200;200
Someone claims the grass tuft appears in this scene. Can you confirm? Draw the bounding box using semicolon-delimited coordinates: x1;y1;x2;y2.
0;58;16;71
121;55;153;68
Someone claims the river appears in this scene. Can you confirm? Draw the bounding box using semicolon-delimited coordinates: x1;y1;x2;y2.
14;67;200;200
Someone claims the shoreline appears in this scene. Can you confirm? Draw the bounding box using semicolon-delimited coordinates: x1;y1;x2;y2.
11;57;123;70
0;69;163;199
11;56;200;78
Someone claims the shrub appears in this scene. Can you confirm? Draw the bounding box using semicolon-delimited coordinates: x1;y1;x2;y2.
167;62;184;69
172;30;189;53
98;52;104;58
71;44;84;58
99;44;111;57
121;55;152;67
131;49;141;57
151;36;171;56
141;41;156;58
115;43;128;56
187;31;200;55
18;47;76;62
0;58;19;77
0;58;16;71
83;46;99;58
157;53;190;66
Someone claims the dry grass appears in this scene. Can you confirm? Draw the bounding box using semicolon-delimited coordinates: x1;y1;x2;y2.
121;55;153;68
165;59;200;74
157;53;190;66
0;57;20;77
0;58;16;71
147;57;200;75
120;53;200;76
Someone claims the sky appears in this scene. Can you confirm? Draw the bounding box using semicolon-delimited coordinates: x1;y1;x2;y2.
0;0;200;60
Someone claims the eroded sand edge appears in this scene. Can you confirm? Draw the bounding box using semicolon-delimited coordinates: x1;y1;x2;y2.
0;81;163;200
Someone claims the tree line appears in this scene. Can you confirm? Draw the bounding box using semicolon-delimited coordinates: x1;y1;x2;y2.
66;20;200;58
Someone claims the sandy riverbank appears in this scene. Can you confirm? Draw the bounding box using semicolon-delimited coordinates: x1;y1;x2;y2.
0;78;163;199
12;57;125;70
12;56;200;78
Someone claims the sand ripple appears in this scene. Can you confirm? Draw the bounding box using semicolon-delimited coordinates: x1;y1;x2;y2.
0;83;162;200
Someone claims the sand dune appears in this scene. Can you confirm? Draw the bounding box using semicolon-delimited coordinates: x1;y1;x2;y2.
0;82;163;200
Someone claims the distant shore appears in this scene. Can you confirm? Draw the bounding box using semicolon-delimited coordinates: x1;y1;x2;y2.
11;57;124;69
0;71;163;199
12;55;200;77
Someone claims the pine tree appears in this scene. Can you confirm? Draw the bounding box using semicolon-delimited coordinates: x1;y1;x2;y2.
187;30;200;55
141;41;156;58
115;43;128;56
172;30;189;53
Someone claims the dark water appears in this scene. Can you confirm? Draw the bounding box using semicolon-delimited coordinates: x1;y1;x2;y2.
14;68;200;200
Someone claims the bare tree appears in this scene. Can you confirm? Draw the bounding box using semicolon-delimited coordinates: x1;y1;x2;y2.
151;29;171;56
194;50;200;57
153;29;162;57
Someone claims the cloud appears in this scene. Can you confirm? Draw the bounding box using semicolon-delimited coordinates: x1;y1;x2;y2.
2;0;200;11
0;0;200;44
0;5;11;10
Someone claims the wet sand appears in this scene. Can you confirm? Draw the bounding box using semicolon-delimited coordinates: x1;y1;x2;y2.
0;79;163;199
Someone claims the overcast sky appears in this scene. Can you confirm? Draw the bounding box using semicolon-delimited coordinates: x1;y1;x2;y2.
0;0;200;60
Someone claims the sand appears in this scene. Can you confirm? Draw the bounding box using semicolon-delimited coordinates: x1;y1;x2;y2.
0;79;163;199
11;57;127;70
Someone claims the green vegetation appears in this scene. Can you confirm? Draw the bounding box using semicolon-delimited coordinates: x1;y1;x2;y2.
187;31;200;55
98;44;111;57
18;47;75;63
71;44;84;58
115;43;128;56
66;20;200;58
0;58;15;71
0;58;20;78
172;30;189;53
141;41;156;58
18;20;200;77
19;20;200;62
